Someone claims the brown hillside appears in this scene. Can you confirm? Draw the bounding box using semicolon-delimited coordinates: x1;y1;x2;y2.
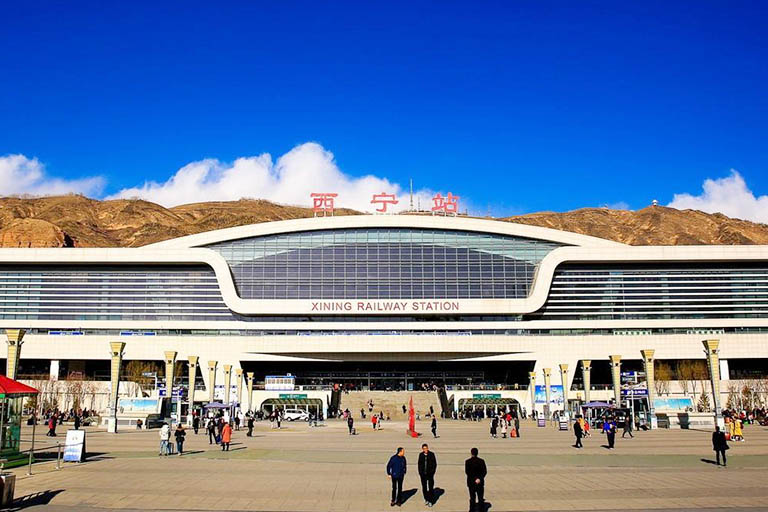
503;206;768;245
0;195;766;247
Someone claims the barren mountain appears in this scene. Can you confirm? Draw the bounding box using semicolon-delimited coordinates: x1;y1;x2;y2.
0;195;766;248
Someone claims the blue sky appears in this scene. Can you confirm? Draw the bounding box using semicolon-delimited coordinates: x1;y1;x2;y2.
1;1;767;218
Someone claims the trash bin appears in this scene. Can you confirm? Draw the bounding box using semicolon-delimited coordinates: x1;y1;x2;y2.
0;473;16;507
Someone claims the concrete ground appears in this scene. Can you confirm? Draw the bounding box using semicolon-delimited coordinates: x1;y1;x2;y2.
6;417;768;512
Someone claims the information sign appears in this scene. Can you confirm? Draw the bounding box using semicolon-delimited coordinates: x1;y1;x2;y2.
63;429;86;463
472;393;501;399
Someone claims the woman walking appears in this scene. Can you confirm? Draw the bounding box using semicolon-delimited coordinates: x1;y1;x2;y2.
174;424;186;456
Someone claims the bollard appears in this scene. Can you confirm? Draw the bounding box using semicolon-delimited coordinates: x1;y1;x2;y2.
56;442;61;470
26;450;32;476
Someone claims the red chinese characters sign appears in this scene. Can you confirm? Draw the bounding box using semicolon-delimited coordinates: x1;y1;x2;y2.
431;192;460;215
371;193;399;213
311;193;338;215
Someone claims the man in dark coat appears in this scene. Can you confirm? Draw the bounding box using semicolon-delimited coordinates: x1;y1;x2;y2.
465;447;487;512
418;443;437;507
573;418;583;448
606;417;617;449
431;417;438;438
712;425;729;467
386;447;407;506
514;416;520;438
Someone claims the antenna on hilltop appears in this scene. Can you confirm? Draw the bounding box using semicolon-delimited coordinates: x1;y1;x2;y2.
651;199;659;207
409;178;414;212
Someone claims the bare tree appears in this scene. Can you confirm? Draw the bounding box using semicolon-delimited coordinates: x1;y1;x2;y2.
655;362;673;396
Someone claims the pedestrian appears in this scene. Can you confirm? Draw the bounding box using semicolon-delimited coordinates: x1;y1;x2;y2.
73;413;81;430
46;416;57;437
247;415;254;437
712;425;729;467
573;417;583;448
622;414;634;438
372;414;378;430
207;417;217;445
159;423;171;456
606;417;617;449
174;424;186;455
386;447;407;507
348;415;355;435
501;418;508;438
733;418;744;442
221;421;232;451
431;417;438;438
490;416;498;438
514;416;520;438
192;413;200;435
402;404;407;414
465;448;487;512
418;443;437;507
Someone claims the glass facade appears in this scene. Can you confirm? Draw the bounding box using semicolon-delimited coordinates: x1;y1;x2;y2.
0;265;231;321
531;262;768;320
205;228;561;300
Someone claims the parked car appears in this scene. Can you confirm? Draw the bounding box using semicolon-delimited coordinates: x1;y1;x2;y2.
283;410;310;422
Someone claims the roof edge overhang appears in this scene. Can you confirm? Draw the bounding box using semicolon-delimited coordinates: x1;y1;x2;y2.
145;215;626;249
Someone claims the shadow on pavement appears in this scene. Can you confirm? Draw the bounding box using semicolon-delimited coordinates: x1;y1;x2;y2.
700;458;718;465
400;488;417;504
432;487;445;504
10;489;63;510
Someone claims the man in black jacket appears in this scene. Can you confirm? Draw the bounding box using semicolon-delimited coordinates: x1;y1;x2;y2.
465;447;487;512
712;425;729;467
418;443;437;507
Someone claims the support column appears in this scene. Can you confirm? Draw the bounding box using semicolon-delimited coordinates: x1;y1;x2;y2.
5;329;26;380
223;365;232;405
559;364;569;411
207;361;218;403
581;360;592;404
609;355;622;406
108;341;126;433
640;350;656;428
703;340;723;427
246;372;255;412
164;351;177;399
187;356;198;407
235;368;243;406
528;371;536;416
49;360;60;381
543;368;552;420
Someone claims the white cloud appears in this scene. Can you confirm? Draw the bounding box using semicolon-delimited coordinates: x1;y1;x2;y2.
109;142;442;212
0;154;104;197
668;170;768;223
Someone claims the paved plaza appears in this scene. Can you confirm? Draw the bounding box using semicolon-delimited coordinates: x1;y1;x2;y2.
7;418;768;512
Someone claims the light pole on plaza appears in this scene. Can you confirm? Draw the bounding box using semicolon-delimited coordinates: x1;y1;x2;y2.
528;371;536;418
703;340;724;428
543;368;552;421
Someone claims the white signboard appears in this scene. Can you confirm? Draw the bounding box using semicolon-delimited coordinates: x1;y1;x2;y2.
63;429;86;463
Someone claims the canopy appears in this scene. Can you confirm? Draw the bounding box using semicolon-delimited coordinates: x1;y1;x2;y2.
0;375;39;398
582;401;614;408
203;402;230;409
